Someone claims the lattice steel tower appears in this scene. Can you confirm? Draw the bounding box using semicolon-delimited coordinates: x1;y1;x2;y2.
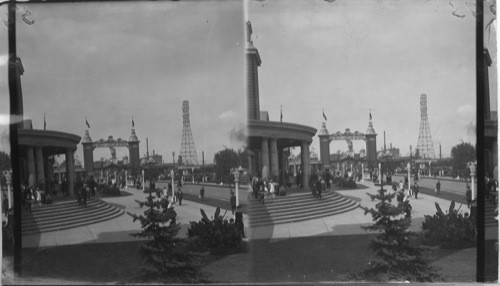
180;100;199;165
416;94;436;159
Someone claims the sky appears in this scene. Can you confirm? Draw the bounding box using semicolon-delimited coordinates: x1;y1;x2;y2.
0;0;497;165
0;1;245;164
248;0;497;158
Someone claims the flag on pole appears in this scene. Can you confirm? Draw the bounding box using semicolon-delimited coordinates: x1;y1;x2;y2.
322;109;327;121
132;116;135;128
369;110;372;120
280;105;283;122
85;117;90;129
43;113;46;130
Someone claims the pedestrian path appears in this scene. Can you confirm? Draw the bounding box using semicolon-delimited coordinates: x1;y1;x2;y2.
22;183;459;248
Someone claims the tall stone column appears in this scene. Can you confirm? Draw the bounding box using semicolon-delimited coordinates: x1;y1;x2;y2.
247;153;253;176
301;142;310;188
66;149;76;196
35;147;45;185
27;147;36;187
261;138;269;179
278;148;284;185
270;138;278;179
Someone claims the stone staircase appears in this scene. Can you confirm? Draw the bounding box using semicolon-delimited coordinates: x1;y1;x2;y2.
247;190;359;227
22;198;124;235
485;199;498;228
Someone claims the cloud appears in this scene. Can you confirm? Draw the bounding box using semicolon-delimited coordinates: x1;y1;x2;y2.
219;110;237;120
466;121;476;140
0;54;7;66
228;124;246;147
0;129;9;153
457;104;474;115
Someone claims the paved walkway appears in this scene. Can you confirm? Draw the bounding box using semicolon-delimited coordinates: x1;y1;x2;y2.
22;182;492;249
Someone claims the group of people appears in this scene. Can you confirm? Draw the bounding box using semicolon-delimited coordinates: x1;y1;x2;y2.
76;175;97;207
250;177;285;204
153;182;184;208
22;184;44;213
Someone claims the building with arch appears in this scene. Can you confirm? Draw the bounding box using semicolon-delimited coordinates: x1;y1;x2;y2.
13;58;81;197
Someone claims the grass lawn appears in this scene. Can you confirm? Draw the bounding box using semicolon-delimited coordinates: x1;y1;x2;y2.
8;233;475;284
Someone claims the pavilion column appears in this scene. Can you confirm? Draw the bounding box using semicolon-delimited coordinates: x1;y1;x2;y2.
66;149;76;196
247;153;253;177
301;142;310;188
261;138;270;179
35;147;45;185
269;138;278;179
27;147;36;187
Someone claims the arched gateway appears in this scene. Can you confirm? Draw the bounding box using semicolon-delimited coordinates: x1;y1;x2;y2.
318;114;378;169
81;128;140;174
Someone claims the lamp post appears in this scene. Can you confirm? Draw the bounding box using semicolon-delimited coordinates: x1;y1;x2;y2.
234;166;243;207
171;169;175;197
468;161;476;200
407;162;411;191
378;162;382;188
142;169;145;191
5;171;12;209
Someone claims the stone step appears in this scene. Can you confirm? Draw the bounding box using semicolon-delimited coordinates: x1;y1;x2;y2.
23;204;116;228
248;201;360;227
22;199;124;235
22;209;124;235
247;191;359;227
22;199;102;219
248;197;352;219
247;193;345;212
246;191;339;209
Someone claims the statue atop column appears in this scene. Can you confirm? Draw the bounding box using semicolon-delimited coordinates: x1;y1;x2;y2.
246;21;254;47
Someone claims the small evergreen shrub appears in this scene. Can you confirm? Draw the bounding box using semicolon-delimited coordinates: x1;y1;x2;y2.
187;207;242;254
102;184;120;196
356;188;441;282
421;201;476;249
128;193;198;278
336;177;357;189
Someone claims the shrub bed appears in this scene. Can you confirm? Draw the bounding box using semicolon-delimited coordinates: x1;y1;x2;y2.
421;201;476;249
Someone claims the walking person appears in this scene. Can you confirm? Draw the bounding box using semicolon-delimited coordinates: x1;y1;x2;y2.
177;189;183;206
435;180;441;196
82;184;88;207
413;181;419;199
234;205;245;238
466;185;472;208
230;192;236;214
269;180;276;198
315;178;322;200
89;175;96;198
35;187;42;207
26;189;33;213
163;186;168;199
199;186;205;201
2;195;8;215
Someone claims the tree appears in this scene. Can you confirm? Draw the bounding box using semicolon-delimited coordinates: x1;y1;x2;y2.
450;142;476;178
213;148;247;185
128;194;197;279
358;188;440;282
0;151;11;172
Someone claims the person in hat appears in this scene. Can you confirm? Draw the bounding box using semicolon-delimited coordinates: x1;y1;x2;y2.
413;181;419;199
234;205;244;237
466;185;472;208
230;192;236;214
